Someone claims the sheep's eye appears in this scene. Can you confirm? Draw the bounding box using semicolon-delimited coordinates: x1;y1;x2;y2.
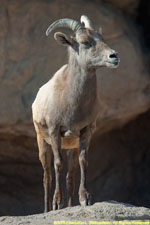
82;41;89;45
81;41;92;48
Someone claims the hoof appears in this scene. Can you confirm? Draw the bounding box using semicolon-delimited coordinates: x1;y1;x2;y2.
52;189;63;210
52;203;63;210
52;204;57;210
79;188;91;207
88;199;91;206
80;199;91;206
58;203;63;210
80;200;87;206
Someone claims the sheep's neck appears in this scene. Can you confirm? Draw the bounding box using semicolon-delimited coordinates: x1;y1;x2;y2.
67;55;97;104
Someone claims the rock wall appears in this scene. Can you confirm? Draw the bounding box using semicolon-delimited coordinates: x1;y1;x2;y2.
0;0;149;136
104;0;140;14
0;0;150;216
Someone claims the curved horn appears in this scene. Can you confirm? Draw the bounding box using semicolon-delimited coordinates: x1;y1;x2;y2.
46;18;84;36
80;15;93;29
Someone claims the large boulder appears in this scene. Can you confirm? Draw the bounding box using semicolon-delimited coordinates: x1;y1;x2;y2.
0;0;149;137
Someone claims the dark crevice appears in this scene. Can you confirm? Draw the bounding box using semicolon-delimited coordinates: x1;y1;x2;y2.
136;0;150;49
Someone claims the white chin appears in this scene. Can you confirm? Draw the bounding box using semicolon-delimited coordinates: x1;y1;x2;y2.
106;62;119;69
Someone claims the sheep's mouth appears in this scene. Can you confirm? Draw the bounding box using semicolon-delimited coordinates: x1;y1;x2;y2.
106;58;120;68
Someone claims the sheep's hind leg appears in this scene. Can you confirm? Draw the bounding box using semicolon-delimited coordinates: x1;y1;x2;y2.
37;134;52;212
50;129;63;210
66;148;78;207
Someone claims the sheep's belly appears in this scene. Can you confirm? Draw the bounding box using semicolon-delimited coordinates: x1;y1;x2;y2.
61;137;79;149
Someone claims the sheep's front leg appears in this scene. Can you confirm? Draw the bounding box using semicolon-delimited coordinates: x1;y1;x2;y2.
50;129;63;210
79;126;92;206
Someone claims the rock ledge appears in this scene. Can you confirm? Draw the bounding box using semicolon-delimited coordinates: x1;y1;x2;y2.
1;201;150;225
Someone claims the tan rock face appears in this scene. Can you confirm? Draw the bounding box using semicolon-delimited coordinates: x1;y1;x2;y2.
0;0;150;216
104;0;140;14
0;0;149;135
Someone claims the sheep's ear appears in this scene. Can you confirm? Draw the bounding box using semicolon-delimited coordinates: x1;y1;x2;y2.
54;32;78;52
54;32;74;46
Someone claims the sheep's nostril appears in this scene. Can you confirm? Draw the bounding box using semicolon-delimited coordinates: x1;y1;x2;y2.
109;53;117;59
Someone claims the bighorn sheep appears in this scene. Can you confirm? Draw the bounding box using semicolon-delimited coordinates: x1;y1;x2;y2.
32;15;120;212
